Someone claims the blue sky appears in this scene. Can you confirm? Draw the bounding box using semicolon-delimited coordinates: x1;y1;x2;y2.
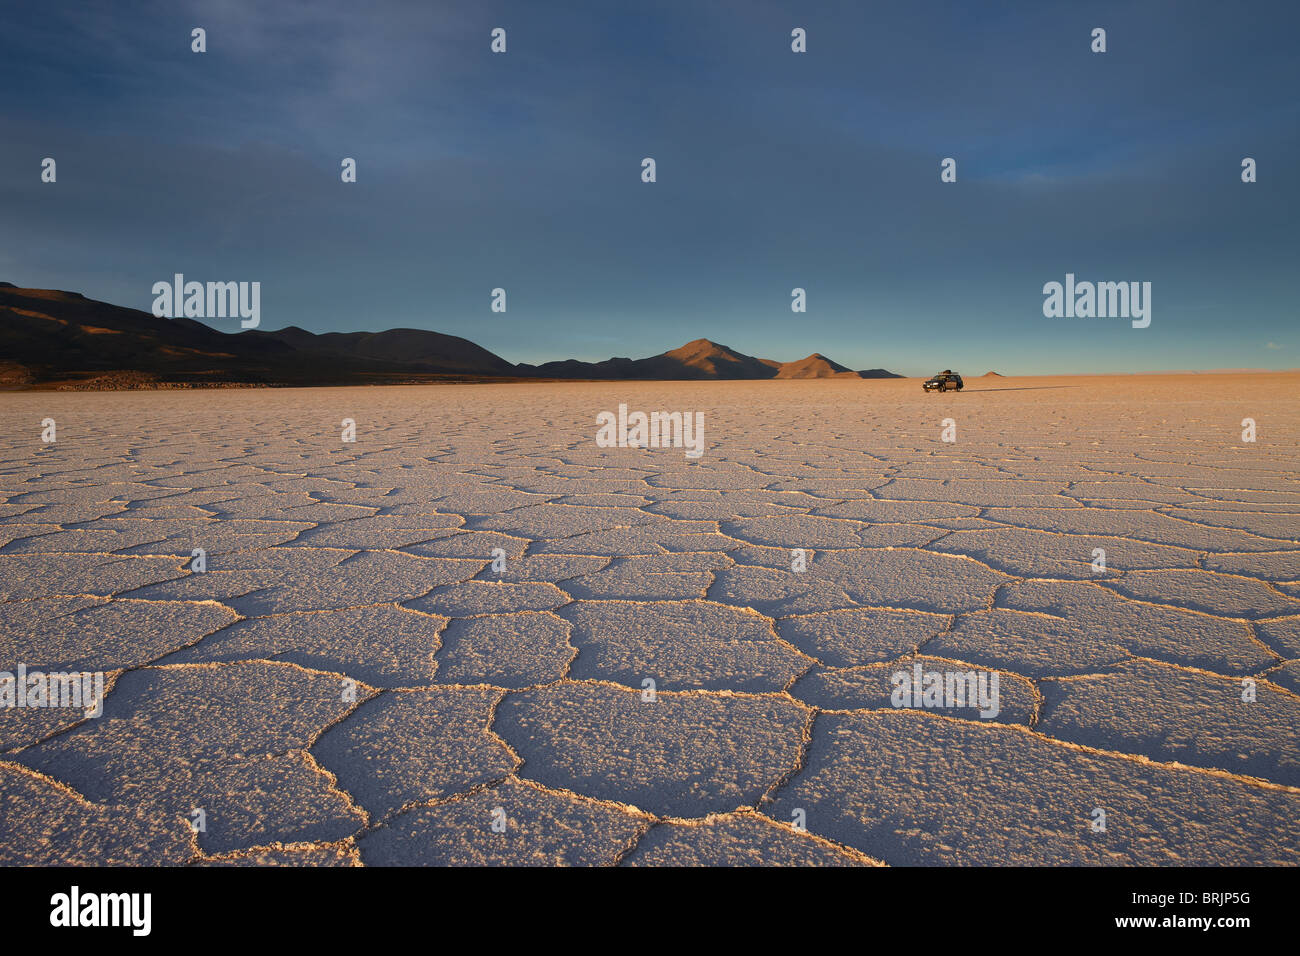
2;0;1296;375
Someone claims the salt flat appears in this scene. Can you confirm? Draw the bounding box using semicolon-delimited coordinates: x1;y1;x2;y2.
1;373;1298;866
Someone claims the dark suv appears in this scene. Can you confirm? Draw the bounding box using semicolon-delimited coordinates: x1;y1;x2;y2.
923;370;963;392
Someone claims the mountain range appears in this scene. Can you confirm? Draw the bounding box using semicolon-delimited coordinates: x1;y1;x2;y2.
0;283;900;388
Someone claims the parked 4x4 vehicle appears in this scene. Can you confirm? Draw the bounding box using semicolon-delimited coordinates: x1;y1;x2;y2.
923;370;963;392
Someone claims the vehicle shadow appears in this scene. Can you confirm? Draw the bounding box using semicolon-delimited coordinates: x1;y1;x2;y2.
962;385;1079;392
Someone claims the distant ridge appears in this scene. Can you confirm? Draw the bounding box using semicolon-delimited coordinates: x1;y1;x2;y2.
776;353;854;378
517;339;903;381
0;284;903;388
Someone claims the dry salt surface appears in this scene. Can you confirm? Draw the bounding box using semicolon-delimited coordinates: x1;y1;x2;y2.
1;373;1298;866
